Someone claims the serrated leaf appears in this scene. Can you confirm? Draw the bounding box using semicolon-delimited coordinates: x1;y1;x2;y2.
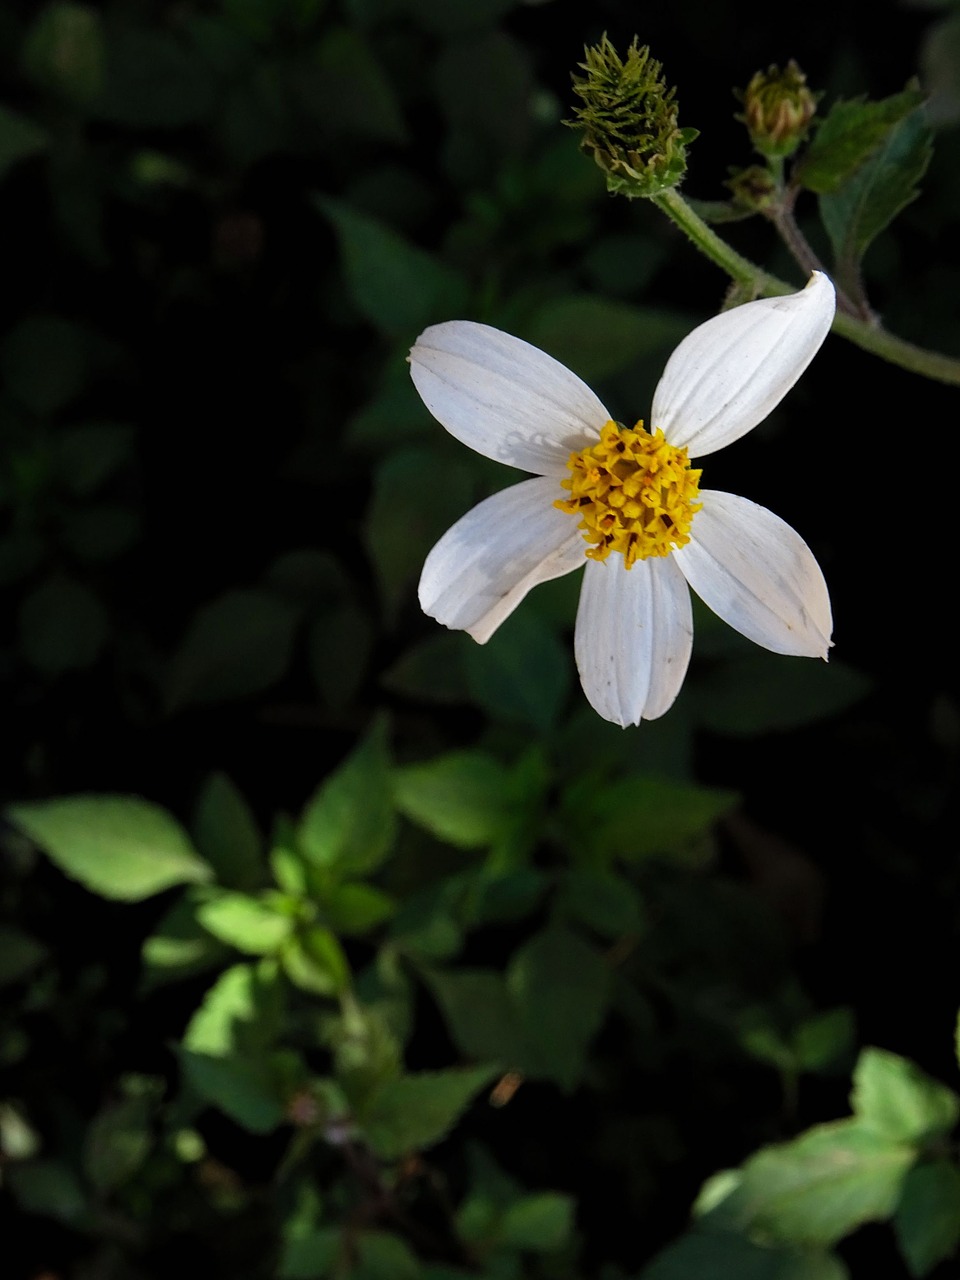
819;102;933;275
317;197;468;337
798;90;925;194
894;1160;960;1277
8;795;211;900
298;721;395;875
196;891;293;954
392;750;515;848
165;588;301;710
192;771;264;891
706;1118;914;1247
852;1047;960;1144
360;1065;497;1160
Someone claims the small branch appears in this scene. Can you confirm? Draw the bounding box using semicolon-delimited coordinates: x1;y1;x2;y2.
652;187;960;386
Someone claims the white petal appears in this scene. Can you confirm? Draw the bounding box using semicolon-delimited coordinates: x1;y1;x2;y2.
574;555;693;727
651;272;835;457
410;321;610;476
675;490;832;658
419;476;586;644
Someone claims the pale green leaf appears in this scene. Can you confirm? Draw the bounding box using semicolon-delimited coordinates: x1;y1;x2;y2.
852;1047;960;1144
196;891;293;954
8;795;211;900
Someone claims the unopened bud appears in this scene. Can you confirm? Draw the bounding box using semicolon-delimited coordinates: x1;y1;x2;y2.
568;35;697;198
725;164;778;212
737;60;818;159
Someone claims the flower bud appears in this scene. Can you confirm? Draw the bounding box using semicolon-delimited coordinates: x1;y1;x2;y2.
725;164;778;212
736;60;818;159
568;35;697;198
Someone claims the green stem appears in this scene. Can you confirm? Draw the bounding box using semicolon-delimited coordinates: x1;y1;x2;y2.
652;187;960;386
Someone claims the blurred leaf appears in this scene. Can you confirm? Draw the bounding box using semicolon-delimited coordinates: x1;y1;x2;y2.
894;1159;960;1277
0;105;49;181
308;602;374;710
820;101;932;274
702;1118;914;1247
499;1192;574;1252
523;295;691;384
798;89;925;194
23;2;104;106
2;315;88;415
317;197;469;338
281;926;350;995
425;968;526;1067
192;771;264;891
59;505;140;562
5;1159;86;1224
83;1078;156;1194
556;868;646;939
402;0;517;35
364;446;474;626
196;891;293;954
381;631;470;705
18;576;108;674
0;926;47;986
299;720;396;876
393;750;515;848
851;1047;960;1144
361;1065;497;1160
165;588;301;710
695;655;871;736
52;423;133;495
464;606;572;733
793;1008;856;1073
279;1225;340;1279
140;892;228;988
8;795;212;900
296;25;406;142
323;882;396;934
96;25;215;127
507;923;611;1091
352;1231;421;1280
434;31;532;182
181;962;287;1131
642;1231;850;1280
560;774;737;864
919;11;960;125
222;0;326;42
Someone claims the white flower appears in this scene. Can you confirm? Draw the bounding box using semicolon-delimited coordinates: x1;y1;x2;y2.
409;272;835;728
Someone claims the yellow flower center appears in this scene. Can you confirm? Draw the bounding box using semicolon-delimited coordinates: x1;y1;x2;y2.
554;420;702;568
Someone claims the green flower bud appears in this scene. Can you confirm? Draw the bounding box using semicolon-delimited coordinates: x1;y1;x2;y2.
736;60;818;159
567;35;698;199
725;164;778;212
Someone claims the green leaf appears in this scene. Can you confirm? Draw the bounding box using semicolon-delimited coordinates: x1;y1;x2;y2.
380;631;470;705
499;1192;575;1252
51;423;131;494
642;1231;850;1280
196;891;293;954
5;1159;86;1224
307;603;374;710
560;774;737;864
363;447;473;626
82;1077;156;1194
165;588;301;710
464;606;572;733
506;923;611;1092
392;750;515;848
0;104;49;181
322;882;396;935
798;89;925;195
424;968;526;1067
695;655;871;736
96;26;214;128
298;721;395;876
23;2;104;107
18;575;108;674
280;927;350;995
556;868;646;939
820;101;933;275
894;1160;960;1277
192;771;264;891
296;25;406;143
1;316;88;415
140;892;228;988
360;1065;497;1160
704;1118;914;1247
0;926;47;986
522;295;692;383
316;197;469;338
852;1047;960;1144
353;1231;422;1280
279;1226;341;1279
8;795;211;900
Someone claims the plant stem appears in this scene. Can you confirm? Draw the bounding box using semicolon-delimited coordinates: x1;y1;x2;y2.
652;187;960;386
